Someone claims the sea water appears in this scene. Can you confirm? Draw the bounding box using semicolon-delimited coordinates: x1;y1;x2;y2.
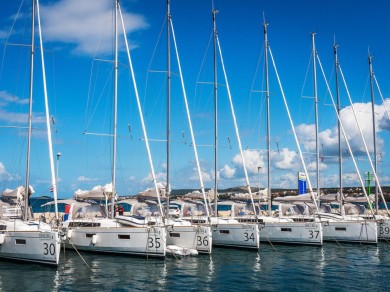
0;243;388;291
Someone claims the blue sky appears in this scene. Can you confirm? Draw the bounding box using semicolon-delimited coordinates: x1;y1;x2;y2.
1;0;390;198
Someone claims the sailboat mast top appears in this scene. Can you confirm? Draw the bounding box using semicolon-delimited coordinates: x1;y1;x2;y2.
212;8;218;216
24;0;35;221
263;22;272;216
368;54;378;212
311;32;320;206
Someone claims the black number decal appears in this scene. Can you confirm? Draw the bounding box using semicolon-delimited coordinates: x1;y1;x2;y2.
155;238;161;248
197;236;209;246
244;232;255;241
43;243;55;255
148;237;161;248
309;230;319;239
380;226;390;235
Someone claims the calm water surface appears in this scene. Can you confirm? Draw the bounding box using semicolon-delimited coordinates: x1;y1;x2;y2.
0;243;389;291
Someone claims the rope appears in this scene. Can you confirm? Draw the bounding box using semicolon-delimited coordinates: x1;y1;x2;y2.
68;238;91;270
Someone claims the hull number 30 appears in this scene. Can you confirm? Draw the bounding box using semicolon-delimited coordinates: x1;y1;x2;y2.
43;243;55;256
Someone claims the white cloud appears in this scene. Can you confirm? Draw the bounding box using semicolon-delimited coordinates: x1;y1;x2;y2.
189;167;213;183
270;148;300;170
219;164;236;179
0;162;16;182
272;172;296;189
232;149;264;174
40;0;149;55
77;176;98;182
0;90;29;105
297;100;390;160
306;161;327;172
141;171;166;185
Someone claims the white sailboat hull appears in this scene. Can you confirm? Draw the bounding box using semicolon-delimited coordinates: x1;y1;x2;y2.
166;225;212;254
378;218;390;240
211;222;259;249
64;226;166;257
322;220;377;244
0;220;60;265
259;221;323;246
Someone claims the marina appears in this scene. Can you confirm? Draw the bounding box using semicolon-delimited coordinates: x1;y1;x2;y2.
1;0;390;290
0;243;389;291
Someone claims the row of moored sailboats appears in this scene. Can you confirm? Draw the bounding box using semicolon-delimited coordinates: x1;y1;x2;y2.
1;0;390;266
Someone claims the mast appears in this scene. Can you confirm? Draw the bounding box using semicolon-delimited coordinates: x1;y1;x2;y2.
212;8;218;216
24;0;35;221
111;0;119;218
333;42;344;215
166;0;171;218
311;32;320;206
264;22;272;216
36;0;59;220
169;10;210;217
368;54;378;212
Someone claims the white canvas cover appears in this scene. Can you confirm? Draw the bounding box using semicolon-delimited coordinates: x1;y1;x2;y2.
1;186;35;201
73;183;117;200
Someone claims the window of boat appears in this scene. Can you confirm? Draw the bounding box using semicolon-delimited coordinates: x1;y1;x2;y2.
281;228;292;232
219;230;230;234
15;239;26;244
0;225;6;231
335;227;347;231
217;205;232;211
118;235;130;239
169;233;180;238
86;234;94;238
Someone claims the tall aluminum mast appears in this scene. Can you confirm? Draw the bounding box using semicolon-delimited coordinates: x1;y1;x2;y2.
165;0;171;218
24;0;35;221
212;8;218;216
333;43;344;215
311;32;320;206
368;54;378;212
111;0;119;218
263;22;272;216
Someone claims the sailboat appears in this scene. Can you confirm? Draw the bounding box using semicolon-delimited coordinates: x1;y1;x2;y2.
61;0;166;258
157;0;212;255
235;23;323;246
0;0;61;265
333;51;390;241
194;8;259;249
112;0;213;256
305;36;377;244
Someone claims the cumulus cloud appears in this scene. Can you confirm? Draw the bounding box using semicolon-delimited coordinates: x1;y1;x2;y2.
270;148;301;170
272;172;296;189
189;168;213;183
219;164;236;179
40;0;148;55
296;100;390;162
232;149;264;174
